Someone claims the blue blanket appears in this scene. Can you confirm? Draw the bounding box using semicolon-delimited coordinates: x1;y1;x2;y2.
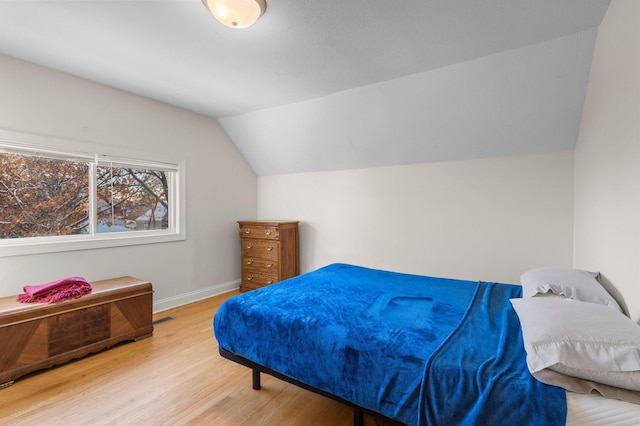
214;263;566;425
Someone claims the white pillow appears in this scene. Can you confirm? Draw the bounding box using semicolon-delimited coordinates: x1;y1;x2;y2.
551;363;640;392
520;267;622;312
511;297;640;391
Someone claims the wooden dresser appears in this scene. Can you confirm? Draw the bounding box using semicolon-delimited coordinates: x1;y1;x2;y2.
0;276;153;388
238;220;299;292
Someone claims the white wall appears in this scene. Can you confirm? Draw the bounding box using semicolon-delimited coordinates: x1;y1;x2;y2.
258;152;574;285
0;54;257;311
573;0;640;321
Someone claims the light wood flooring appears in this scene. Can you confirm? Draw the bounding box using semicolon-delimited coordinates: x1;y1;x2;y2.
0;290;385;425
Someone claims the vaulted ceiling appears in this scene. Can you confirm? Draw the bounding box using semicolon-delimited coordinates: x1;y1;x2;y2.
0;1;611;175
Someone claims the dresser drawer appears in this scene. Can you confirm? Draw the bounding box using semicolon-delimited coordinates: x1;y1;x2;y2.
239;224;280;240
240;279;266;292
242;257;279;271
241;239;279;260
242;269;278;288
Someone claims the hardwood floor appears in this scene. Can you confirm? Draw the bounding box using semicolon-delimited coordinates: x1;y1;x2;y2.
0;291;384;425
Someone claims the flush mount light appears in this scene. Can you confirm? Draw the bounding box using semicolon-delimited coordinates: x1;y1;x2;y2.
202;0;267;29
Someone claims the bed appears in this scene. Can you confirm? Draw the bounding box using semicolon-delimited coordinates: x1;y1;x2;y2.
213;263;640;425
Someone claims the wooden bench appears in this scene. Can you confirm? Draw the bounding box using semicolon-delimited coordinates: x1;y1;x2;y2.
0;276;153;388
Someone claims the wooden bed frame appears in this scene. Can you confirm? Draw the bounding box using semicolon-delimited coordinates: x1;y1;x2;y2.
219;347;405;426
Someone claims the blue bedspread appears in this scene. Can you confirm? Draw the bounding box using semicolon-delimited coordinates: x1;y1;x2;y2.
214;263;566;425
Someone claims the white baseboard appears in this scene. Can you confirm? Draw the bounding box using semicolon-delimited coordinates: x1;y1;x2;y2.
153;279;240;313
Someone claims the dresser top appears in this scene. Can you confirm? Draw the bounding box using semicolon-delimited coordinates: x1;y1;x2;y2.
238;220;299;226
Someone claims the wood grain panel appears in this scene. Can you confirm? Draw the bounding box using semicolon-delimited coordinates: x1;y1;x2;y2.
14;320;48;366
48;310;83;356
83;305;110;345
0;320;43;370
112;295;153;335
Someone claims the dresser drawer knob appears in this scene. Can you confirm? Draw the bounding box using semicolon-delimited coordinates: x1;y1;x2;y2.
266;279;273;284
244;229;252;234
266;262;273;268
246;259;253;265
246;243;253;249
266;246;273;251
265;230;272;235
247;274;253;281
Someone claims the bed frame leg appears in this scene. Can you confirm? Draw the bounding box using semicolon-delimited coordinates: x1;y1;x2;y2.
252;368;261;390
353;407;364;426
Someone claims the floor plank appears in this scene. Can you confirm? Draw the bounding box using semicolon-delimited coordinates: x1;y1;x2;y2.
0;291;377;425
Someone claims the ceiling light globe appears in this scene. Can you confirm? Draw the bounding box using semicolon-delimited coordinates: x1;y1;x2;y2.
202;0;266;29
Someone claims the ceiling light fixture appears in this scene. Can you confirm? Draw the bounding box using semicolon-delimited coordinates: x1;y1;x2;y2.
202;0;267;29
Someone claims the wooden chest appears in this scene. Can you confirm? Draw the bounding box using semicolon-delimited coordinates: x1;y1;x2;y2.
0;276;153;388
238;220;299;292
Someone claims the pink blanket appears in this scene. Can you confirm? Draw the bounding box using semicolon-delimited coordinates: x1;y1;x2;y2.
17;276;93;304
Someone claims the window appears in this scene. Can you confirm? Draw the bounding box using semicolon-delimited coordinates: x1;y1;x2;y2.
95;163;171;234
0;132;184;257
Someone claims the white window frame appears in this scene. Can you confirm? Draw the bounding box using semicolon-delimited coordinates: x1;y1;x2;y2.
0;130;185;257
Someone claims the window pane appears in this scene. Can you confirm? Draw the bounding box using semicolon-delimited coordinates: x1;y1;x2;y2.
0;153;89;238
96;165;169;233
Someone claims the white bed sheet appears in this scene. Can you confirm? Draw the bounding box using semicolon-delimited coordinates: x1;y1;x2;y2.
567;391;640;425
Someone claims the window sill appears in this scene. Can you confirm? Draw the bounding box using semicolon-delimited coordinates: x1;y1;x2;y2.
0;231;186;257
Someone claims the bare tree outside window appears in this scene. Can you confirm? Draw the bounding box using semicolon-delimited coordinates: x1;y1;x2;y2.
0;153;89;238
96;165;169;233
